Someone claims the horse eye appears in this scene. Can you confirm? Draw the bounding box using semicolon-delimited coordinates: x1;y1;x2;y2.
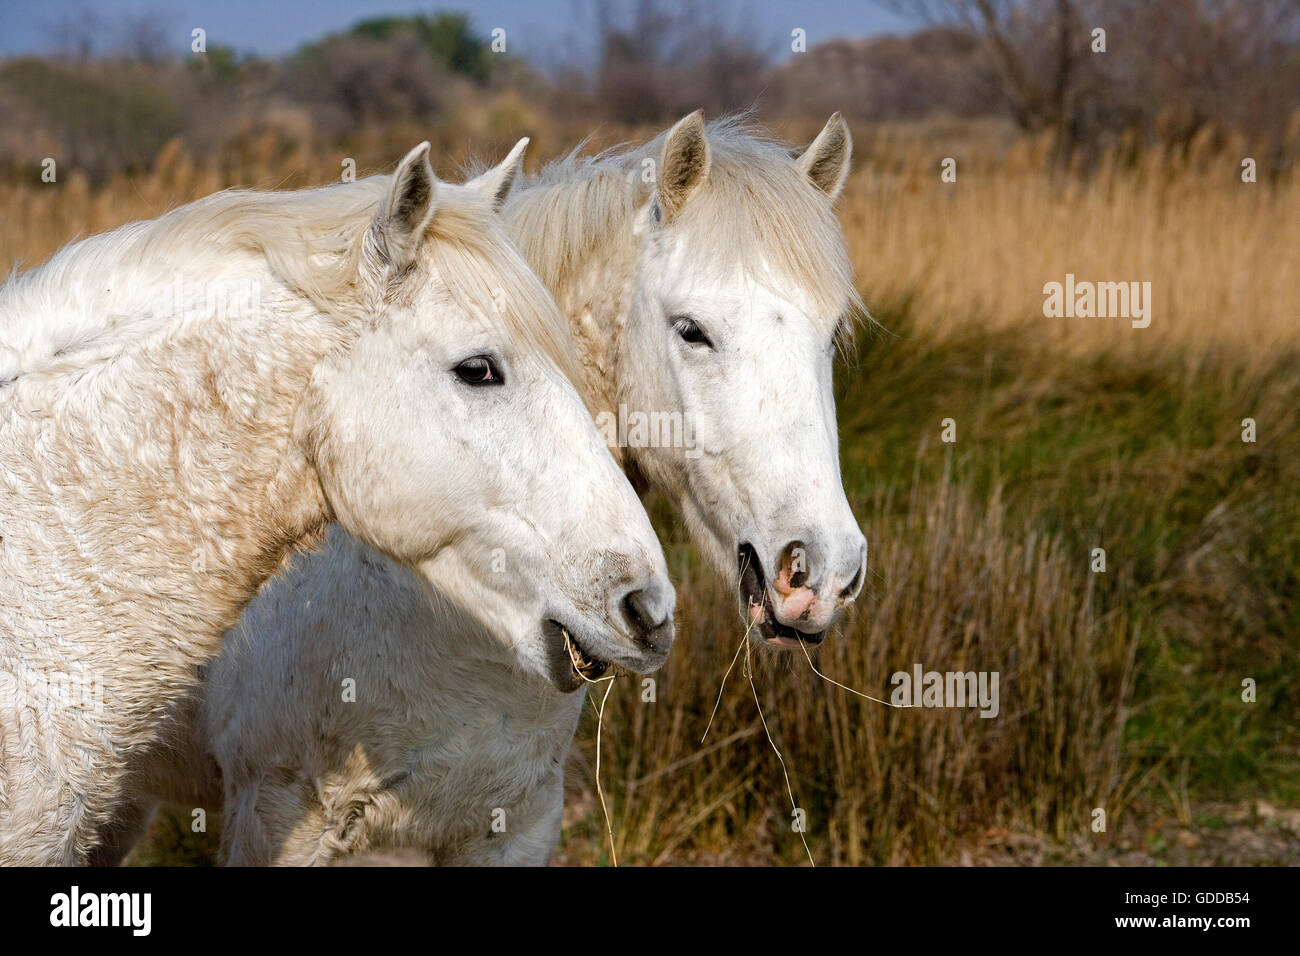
672;315;712;348
453;355;503;386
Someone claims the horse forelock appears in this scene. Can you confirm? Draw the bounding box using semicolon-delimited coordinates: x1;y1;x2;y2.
505;114;870;348
408;182;583;395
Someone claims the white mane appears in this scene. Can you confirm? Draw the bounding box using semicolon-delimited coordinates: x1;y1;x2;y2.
504;116;869;346
0;175;579;389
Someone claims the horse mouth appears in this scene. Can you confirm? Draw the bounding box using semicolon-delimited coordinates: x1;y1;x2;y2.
737;543;826;647
546;619;611;682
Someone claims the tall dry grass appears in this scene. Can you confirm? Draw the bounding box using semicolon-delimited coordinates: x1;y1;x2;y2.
842;124;1300;362
559;472;1139;865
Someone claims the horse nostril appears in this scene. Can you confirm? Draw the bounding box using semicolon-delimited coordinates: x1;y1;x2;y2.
780;540;809;590
622;589;668;647
839;550;866;600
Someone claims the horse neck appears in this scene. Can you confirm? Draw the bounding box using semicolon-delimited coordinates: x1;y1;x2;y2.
415;573;587;731
0;266;348;671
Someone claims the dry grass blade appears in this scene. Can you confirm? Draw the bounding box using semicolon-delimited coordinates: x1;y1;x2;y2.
798;636;911;709
566;630;620;867
701;620;752;744
744;636;815;866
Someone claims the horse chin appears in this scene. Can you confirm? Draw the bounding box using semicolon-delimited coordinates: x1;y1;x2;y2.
736;543;827;648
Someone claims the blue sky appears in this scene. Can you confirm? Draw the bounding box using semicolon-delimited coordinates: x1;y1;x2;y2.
0;0;916;65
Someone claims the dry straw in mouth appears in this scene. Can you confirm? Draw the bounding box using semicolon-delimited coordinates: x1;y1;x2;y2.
743;625;815;866
701;578;914;867
565;630;620;867
702;599;815;865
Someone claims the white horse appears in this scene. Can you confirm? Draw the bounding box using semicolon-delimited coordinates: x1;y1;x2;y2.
109;112;869;865
0;140;674;866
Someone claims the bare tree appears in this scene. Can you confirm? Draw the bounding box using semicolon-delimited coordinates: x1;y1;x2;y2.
45;7;108;61
592;0;772;122
118;11;173;62
878;0;1300;155
879;0;1088;145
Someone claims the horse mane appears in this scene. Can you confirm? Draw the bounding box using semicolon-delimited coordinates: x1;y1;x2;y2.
0;174;580;389
502;115;869;346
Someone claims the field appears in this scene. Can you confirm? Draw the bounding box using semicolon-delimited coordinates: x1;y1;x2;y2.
6;120;1296;866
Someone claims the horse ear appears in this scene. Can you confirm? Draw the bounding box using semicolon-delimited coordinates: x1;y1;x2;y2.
375;141;438;267
797;112;852;201
468;137;529;211
655;110;710;224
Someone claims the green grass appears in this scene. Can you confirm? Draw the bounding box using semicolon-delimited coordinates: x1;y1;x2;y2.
838;302;1300;809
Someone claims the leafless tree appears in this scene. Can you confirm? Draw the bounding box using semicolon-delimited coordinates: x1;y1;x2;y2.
879;0;1090;147
592;0;772;122
45;7;108;61
117;11;173;63
878;0;1300;154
